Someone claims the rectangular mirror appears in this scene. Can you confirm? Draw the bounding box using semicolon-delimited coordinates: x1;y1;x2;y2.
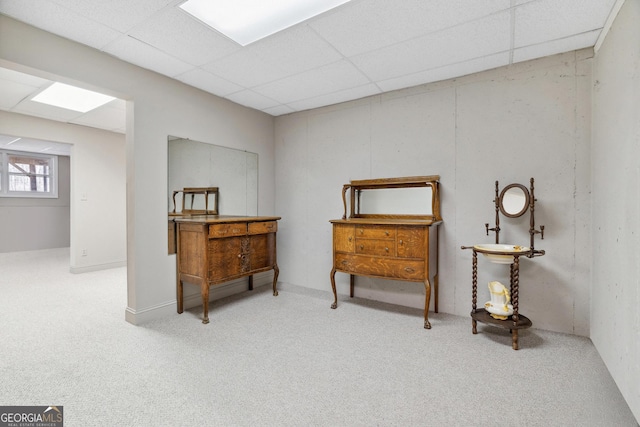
168;136;258;216
357;187;433;216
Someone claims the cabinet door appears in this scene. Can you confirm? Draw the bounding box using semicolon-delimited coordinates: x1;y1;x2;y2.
249;233;276;270
334;224;355;253
397;226;426;259
208;236;246;280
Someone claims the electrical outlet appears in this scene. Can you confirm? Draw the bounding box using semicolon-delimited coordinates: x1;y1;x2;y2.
81;249;88;257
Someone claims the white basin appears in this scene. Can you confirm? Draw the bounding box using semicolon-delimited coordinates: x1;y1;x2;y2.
473;244;530;264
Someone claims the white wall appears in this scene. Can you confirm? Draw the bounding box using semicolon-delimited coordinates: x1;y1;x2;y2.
591;0;640;421
0;151;70;253
275;49;592;336
0;16;276;323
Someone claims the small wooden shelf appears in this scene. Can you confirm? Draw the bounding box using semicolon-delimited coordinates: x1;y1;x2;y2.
471;308;532;329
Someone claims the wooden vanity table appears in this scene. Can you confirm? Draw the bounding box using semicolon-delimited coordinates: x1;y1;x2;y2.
175;215;280;324
330;176;442;329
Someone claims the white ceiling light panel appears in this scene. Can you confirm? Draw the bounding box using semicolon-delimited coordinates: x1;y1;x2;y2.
179;0;352;46
31;82;115;113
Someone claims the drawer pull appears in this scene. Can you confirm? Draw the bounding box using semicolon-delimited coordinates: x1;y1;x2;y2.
399;239;403;245
359;229;364;234
341;260;348;265
385;247;389;252
404;267;415;273
385;231;389;236
359;245;364;250
348;237;352;242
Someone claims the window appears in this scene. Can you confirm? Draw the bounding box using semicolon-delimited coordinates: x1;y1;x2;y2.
0;149;58;198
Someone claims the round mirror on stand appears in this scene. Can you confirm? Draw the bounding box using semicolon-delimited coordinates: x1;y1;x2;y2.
498;183;530;218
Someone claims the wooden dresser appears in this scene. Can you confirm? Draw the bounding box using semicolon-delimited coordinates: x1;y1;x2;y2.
174;215;280;324
330;176;442;329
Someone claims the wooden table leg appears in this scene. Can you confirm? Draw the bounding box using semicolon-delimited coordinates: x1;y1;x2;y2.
272;264;279;296
177;278;184;314
201;282;210;324
349;274;355;298
248;275;253;291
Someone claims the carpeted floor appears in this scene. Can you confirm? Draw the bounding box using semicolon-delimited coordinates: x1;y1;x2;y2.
0;248;637;426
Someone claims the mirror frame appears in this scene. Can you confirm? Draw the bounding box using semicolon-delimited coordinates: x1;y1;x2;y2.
498;183;530;218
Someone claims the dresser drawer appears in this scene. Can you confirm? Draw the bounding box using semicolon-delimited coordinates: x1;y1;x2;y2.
335;253;425;281
394;261;425;280
248;221;278;235
209;222;247;238
355;239;395;256
355;225;395;239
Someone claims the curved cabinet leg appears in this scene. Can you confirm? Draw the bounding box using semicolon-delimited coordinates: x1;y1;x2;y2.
423;278;432;329
330;268;338;309
272;264;279;296
512;330;519;350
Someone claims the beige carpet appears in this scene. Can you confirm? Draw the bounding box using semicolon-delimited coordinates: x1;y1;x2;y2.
0;248;637;426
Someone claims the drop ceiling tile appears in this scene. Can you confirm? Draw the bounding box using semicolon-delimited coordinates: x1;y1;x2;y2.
48;0;176;33
514;0;617;48
201;25;343;89
103;35;194;78
286;83;381;112
13;99;83;122
253;60;371;104
0;79;41;109
310;0;511;57
513;30;600;63
70;103;126;133
128;8;240;66
377;52;510;93
15;140;72;156
0;0;122;50
351;10;511;82
225;90;280;110
175;68;243;97
262;104;296;117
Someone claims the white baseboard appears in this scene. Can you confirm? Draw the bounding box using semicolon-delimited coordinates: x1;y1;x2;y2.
70;260;127;274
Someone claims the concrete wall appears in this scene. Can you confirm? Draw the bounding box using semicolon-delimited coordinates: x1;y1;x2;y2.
591;0;640;421
275;49;592;336
0;16;276;323
0;151;70;253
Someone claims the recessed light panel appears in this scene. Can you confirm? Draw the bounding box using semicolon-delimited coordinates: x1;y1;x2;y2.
32;82;115;113
180;0;352;46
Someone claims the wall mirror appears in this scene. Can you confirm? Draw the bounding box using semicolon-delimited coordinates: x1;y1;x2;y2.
357;187;433;216
498;183;530;218
167;136;258;216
